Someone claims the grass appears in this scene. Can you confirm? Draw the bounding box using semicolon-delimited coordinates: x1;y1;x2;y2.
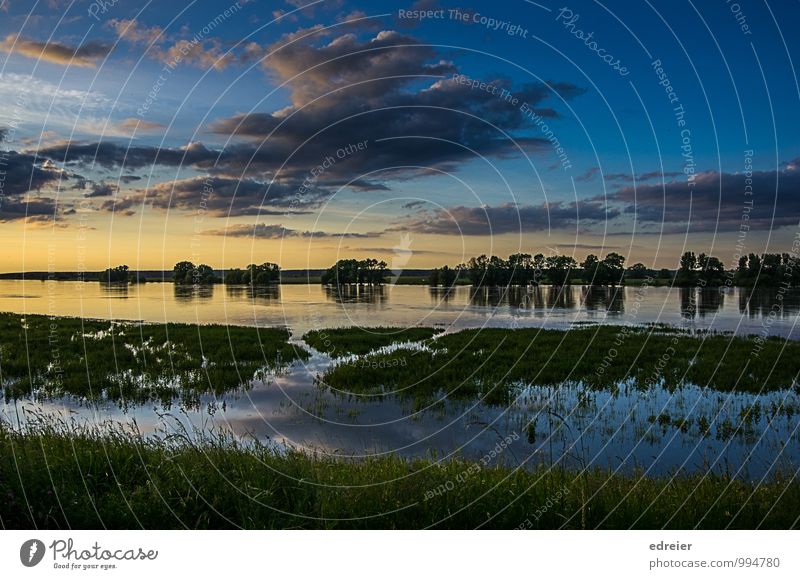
0;312;308;405
319;326;800;404
302;326;441;357
0;418;797;529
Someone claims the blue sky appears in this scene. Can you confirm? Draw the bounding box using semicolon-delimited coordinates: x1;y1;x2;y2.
1;0;799;270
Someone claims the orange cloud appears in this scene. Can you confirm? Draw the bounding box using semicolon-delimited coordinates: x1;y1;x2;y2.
0;34;112;67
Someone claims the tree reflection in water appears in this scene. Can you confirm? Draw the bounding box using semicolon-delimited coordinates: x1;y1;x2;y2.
225;284;280;305
581;286;625;315
174;284;215;302
323;284;386;304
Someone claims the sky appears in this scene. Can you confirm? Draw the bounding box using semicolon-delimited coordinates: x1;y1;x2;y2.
1;0;799;272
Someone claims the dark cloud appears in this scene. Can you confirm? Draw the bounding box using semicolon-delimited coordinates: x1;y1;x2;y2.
99;196;138;217
0;149;70;221
85;181;117;198
204;28;583;186
36;141;219;170
0;34;112;67
604;170;683;183
640;170;683;181
32;26;583;219
393;200;617;235
575;166;599;182
94;175;326;217
600;163;800;233
204;223;381;239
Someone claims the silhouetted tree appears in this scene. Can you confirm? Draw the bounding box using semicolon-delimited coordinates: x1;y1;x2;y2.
100;265;130;283
173;261;219;285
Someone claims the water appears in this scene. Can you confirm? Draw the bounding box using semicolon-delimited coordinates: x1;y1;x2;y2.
1;280;799;337
1;280;798;479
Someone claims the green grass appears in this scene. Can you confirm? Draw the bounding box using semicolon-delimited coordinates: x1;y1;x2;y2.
0;312;308;404
0;418;796;529
319;326;800;404
302;326;442;357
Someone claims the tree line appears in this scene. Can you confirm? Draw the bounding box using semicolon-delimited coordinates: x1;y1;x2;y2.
320;259;387;285
95;250;800;288
675;251;800;287
429;252;628;287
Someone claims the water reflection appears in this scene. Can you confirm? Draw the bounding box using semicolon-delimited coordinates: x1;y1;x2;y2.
581;286;625;315
173;284;215;302
323;284;386;304
0;280;797;338
225;284;280;304
98;282;131;299
680;287;727;318
697;288;725;317
429;285;457;305
467;285;580;310
739;287;800;318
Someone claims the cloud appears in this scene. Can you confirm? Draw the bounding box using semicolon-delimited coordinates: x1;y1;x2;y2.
0;150;71;221
575;166;599;182
108;17;238;71
85;181;117;198
203;223;381;239
117;118;165;132
601;162;800;233
604;170;683;183
30;26;585;221
89;175;326;217
0;34;112;67
393;200;618;235
204;28;583;189
107;18;164;45
36;140;218;169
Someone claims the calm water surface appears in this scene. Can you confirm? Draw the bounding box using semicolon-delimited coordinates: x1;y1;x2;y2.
1;280;798;479
1;280;799;337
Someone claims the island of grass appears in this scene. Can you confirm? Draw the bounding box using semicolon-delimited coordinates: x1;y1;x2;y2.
318;325;800;404
0;312;308;404
1;419;797;529
302;326;442;357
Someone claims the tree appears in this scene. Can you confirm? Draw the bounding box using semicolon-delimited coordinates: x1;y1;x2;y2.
603;252;626;286
173;261;218;285
224;268;245;284
173;261;195;285
194;264;217;284
697;253;727;286
320;259;385;285
733;253;800;287
100;265;130;283
675;251;698;285
581;254;600;284
238;262;280;285
626;263;650;280
546;255;577;285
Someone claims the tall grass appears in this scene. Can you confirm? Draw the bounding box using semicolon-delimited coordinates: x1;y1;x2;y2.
1;418;797;529
320;326;800;404
0;312;307;404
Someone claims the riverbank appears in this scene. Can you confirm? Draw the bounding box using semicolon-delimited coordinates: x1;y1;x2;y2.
1;418;797;529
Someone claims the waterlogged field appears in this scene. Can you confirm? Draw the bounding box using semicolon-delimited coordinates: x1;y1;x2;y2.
319;326;800;402
0;312;307;405
1;282;799;528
